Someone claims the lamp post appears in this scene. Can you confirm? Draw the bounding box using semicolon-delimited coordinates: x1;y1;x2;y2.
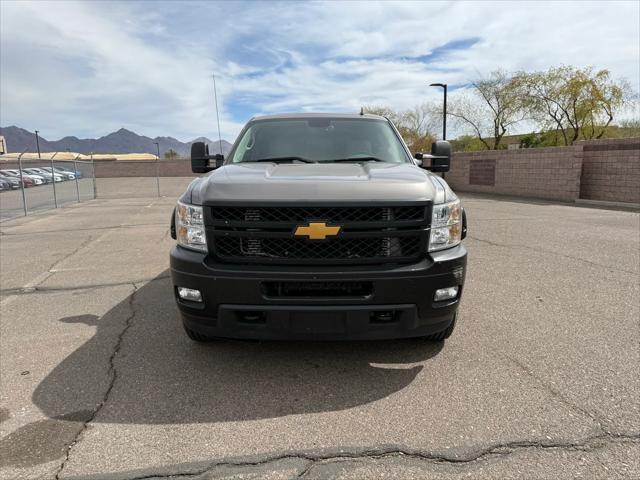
35;130;41;159
429;83;447;140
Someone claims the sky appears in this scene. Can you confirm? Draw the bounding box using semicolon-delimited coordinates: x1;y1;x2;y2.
1;0;639;142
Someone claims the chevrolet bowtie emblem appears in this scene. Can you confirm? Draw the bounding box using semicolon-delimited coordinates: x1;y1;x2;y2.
294;222;341;240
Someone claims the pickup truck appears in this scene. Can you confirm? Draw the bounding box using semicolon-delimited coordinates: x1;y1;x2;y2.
170;113;467;342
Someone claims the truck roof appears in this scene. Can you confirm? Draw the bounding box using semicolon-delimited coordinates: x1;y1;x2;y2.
250;112;387;122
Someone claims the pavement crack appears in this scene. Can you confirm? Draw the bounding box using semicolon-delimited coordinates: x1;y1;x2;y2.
467;234;638;276
0;222;167;236
45;235;96;275
21;235;96;291
501;353;609;433
54;283;140;480
124;433;640;480
0;275;170;296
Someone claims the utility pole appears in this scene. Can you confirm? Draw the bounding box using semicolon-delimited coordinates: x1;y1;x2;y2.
35;130;41;158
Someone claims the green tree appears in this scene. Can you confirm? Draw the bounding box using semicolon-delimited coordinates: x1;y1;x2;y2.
164;148;178;160
363;104;437;153
619;118;640;130
448;70;525;150
449;135;487;152
514;66;632;145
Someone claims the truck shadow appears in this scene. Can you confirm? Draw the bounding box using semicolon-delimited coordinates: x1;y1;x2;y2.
33;272;443;424
3;271;443;467
34;272;443;425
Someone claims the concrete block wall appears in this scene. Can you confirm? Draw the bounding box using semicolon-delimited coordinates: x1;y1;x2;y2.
447;146;583;202
448;138;639;204
93;159;196;178
579;138;640;204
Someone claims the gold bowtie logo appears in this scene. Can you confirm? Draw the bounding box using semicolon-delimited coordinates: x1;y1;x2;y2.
294;222;341;240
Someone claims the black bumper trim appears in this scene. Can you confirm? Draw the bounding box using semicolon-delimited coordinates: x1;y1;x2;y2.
182;305;455;341
170;244;466;340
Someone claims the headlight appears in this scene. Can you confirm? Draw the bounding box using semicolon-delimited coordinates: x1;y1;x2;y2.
175;201;207;251
429;199;462;252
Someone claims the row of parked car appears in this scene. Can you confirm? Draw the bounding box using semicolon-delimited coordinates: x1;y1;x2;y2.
0;167;83;191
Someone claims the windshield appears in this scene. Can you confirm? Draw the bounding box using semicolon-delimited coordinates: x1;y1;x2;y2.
230;118;410;164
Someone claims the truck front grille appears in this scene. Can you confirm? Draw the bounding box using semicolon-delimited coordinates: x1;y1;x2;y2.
206;204;430;265
211;206;426;224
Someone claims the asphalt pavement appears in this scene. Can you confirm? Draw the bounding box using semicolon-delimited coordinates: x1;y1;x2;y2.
0;191;638;479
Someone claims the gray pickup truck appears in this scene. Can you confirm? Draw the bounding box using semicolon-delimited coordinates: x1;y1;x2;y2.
170;113;467;342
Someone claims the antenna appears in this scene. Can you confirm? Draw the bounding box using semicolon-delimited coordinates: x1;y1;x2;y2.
212;73;223;155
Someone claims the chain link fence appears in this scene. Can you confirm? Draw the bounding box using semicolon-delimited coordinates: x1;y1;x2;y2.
93;158;194;199
1;156;196;221
0;153;97;221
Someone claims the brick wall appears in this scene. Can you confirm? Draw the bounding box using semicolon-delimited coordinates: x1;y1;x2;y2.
93;159;196;178
448;137;639;204
447;146;583;202
579;138;640;204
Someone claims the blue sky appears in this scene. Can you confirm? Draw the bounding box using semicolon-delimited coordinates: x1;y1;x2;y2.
1;0;639;142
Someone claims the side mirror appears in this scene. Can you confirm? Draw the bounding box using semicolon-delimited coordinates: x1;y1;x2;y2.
191;142;224;173
414;140;451;172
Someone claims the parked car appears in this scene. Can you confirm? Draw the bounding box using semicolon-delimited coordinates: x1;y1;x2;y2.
18;169;48;184
0;178;10;191
10;168;49;184
21;176;35;188
0;175;21;189
67;167;83;179
24;168;63;183
19;168;45;183
0;169;44;186
42;166;75;180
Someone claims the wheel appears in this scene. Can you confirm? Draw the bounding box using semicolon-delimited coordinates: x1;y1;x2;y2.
182;322;215;342
422;314;457;341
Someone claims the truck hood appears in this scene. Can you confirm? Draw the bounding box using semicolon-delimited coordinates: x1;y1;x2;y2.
189;162;451;204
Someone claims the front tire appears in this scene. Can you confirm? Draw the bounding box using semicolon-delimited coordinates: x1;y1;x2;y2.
182;322;215;342
422;313;457;341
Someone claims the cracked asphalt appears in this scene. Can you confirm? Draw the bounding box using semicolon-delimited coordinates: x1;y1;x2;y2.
1;191;638;479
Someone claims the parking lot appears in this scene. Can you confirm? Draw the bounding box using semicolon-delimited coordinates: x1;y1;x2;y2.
0;190;638;479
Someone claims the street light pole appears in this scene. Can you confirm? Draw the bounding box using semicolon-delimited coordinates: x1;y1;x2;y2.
429;83;447;140
35;130;41;159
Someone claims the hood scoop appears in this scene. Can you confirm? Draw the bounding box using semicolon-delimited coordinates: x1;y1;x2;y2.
265;163;370;181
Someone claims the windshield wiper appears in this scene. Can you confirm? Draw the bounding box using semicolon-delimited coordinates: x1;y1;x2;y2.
329;157;385;163
248;156;316;164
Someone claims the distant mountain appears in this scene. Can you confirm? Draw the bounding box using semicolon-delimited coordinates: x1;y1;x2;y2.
0;126;232;157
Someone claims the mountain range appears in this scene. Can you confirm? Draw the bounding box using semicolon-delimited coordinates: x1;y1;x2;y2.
0;126;232;157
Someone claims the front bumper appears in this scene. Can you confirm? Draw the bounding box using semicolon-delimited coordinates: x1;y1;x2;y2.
170;245;467;340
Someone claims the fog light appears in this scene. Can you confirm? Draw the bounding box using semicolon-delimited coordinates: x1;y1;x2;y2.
434;286;459;302
177;287;202;302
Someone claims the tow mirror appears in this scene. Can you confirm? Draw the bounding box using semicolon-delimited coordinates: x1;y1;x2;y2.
191;142;224;173
414;140;451;172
